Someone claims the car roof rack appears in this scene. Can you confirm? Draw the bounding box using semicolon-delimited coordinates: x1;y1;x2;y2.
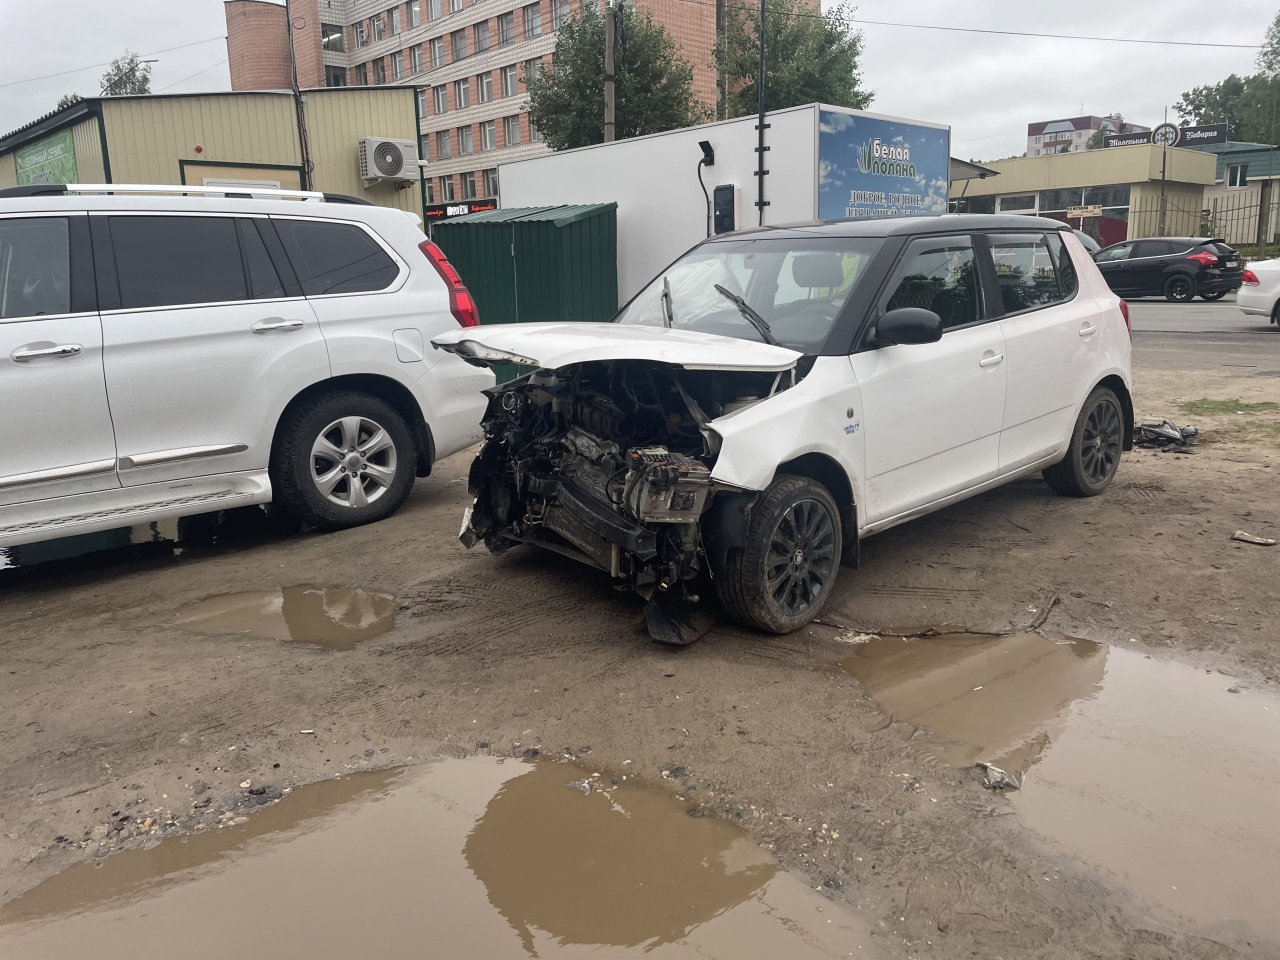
0;183;373;205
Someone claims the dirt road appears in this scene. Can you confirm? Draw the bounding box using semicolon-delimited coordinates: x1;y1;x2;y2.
2;329;1278;959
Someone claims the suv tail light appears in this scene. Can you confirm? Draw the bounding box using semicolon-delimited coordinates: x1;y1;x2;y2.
1185;249;1218;267
1118;299;1131;336
418;239;479;328
1243;268;1260;285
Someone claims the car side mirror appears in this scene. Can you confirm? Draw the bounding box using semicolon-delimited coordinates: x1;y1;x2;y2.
874;307;943;346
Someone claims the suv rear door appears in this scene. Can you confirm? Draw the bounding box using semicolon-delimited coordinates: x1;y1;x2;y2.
0;213;119;508
95;213;328;487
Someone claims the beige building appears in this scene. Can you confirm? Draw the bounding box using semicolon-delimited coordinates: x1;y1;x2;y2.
950;144;1216;245
0;87;423;213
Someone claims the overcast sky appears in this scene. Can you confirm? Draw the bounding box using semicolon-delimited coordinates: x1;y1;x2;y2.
0;0;1273;159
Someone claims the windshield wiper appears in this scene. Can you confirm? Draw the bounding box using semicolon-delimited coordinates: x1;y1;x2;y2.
660;275;675;329
713;283;779;345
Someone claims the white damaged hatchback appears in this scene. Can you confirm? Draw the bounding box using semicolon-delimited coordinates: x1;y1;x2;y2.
433;215;1133;643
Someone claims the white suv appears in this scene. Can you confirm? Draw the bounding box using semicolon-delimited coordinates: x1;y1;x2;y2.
0;184;492;548
434;215;1133;642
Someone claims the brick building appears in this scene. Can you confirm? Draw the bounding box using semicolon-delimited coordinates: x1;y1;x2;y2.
225;0;721;209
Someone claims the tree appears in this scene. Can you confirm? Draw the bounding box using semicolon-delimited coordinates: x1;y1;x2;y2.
1086;129;1106;150
56;93;83;111
99;51;153;97
525;5;709;150
715;0;871;120
1175;73;1248;132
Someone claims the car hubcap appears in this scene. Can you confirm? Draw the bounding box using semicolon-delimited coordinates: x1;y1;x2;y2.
766;498;836;617
310;416;397;509
1081;400;1122;486
1172;279;1190;299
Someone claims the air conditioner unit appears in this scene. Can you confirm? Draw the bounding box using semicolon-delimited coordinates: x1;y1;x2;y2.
358;137;419;183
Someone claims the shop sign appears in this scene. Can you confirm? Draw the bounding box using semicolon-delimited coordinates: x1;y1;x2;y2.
15;129;77;185
424;198;498;221
1067;205;1103;218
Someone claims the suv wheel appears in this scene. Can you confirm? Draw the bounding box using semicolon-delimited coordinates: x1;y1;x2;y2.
1200;290;1228;301
717;475;842;634
272;391;416;530
1042;386;1124;497
1163;274;1195;303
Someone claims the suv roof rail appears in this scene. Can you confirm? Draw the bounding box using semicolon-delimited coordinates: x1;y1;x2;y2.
0;183;373;205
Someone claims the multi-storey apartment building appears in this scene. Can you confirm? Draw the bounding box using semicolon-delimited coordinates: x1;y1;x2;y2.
1025;115;1151;158
225;0;718;209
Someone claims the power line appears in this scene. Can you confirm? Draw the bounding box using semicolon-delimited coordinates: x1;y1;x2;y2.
156;59;230;93
847;16;1262;50
0;37;227;90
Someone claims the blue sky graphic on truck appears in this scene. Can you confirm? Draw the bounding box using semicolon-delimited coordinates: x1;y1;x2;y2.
818;111;950;221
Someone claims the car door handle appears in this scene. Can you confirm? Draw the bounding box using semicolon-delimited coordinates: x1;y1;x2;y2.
978;353;1004;368
11;343;83;362
1079;322;1098;337
251;318;305;334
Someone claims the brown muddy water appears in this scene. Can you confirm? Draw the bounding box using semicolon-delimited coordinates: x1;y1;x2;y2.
0;760;881;959
841;632;1280;945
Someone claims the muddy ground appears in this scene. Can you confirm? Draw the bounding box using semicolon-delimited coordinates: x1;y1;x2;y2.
2;323;1278;958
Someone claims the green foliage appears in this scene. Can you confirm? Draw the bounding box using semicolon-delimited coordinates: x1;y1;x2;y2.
99;51;153;97
56;93;83;111
525;5;709;150
715;0;871;119
1176;13;1280;146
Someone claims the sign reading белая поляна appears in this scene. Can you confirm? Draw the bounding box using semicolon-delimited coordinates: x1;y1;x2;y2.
1104;123;1229;149
818;110;951;220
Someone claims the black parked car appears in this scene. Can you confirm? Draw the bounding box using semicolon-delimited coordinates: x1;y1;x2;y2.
1092;237;1243;302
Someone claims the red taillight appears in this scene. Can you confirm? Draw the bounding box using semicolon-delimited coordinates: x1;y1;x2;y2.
1118;299;1131;336
1243;268;1259;285
418;239;479;328
1186;250;1218;267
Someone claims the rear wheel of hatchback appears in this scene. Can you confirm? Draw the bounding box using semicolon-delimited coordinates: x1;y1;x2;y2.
1042;386;1124;497
1163;274;1196;303
1200;290;1229;301
271;391;417;530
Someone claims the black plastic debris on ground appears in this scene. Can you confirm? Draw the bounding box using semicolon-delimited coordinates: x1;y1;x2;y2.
1135;421;1199;454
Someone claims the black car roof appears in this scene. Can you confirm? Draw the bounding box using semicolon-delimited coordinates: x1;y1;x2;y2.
712;213;1071;242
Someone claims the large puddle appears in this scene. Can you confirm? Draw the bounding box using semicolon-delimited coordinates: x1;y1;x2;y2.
0;760;880;959
841;633;1280;944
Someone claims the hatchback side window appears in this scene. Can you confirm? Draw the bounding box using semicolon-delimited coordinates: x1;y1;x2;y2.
110;216;247;309
273;219;399;296
883;236;981;330
989;233;1064;313
1044;232;1077;299
0;217;70;319
1133;240;1177;258
1095;243;1133;263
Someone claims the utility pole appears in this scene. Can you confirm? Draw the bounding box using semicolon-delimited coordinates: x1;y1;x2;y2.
754;0;768;224
285;0;313;189
604;0;617;142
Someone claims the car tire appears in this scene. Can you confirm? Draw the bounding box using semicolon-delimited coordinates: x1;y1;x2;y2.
1200;290;1228;301
716;475;842;634
1163;274;1196;303
1042;386;1124;498
1272;301;1280;327
271;391;416;530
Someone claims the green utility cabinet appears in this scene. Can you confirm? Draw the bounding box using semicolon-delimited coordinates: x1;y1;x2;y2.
432;204;619;381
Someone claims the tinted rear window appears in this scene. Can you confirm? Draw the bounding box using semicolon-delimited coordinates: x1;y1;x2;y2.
0;217;70;319
273;219;399;296
111;216;247;309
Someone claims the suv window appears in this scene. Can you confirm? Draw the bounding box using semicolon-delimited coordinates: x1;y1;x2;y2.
111;216;247;309
0;217;70;319
238;220;288;299
883;235;981;330
989;233;1067;313
273;219;399;296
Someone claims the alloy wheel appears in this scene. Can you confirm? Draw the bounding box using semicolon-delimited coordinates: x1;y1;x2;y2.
1081;398;1123;487
310;416;398;509
1168;276;1192;301
765;498;837;617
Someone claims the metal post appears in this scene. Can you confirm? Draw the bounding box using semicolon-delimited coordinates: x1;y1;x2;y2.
604;1;616;143
754;0;769;225
1158;105;1168;236
285;0;313;190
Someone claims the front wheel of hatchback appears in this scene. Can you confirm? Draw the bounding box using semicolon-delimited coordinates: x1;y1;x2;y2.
1200;290;1229;301
1163;273;1196;303
1042;387;1124;497
271;391;417;530
717;475;842;634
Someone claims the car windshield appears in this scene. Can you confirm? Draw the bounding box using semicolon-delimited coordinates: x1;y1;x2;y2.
613;237;881;352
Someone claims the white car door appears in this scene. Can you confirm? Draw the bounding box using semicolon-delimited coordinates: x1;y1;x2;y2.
993;231;1104;473
0;213;118;509
96;213;328;487
851;234;1006;525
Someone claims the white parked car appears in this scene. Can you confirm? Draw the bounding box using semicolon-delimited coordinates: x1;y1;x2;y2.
0;183;492;549
1236;259;1280;326
434;215;1133;642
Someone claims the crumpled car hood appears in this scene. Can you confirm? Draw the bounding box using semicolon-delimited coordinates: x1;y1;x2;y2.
431;322;801;373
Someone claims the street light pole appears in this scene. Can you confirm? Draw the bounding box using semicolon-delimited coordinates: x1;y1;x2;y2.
754;0;768;225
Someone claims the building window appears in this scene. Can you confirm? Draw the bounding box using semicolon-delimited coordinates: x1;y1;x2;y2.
501;64;519;97
523;3;542;38
408;0;421;27
441;176;456;201
436;130;453;159
451;29;467;61
450;0;463;12
498;11;516;44
552;0;571;28
410;45;423;73
480;119;496;149
392;51;404;79
483;168;499;197
428;0;441;19
1228;163;1248;187
426;179;436;203
454;77;470;108
478;71;493;102
416;87;428;116
474;20;491;53
371;14;386;41
355;22;368;47
430;37;445;68
503;114;521;146
373;58;386;83
463;171;477;199
325;65;347;87
355;63;368;84
524;58;543;83
998;194;1036;213
390;7;401;33
433;85;448;113
419;134;430;160
322;23;346;52
530;121;543;143
459;125;474;154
